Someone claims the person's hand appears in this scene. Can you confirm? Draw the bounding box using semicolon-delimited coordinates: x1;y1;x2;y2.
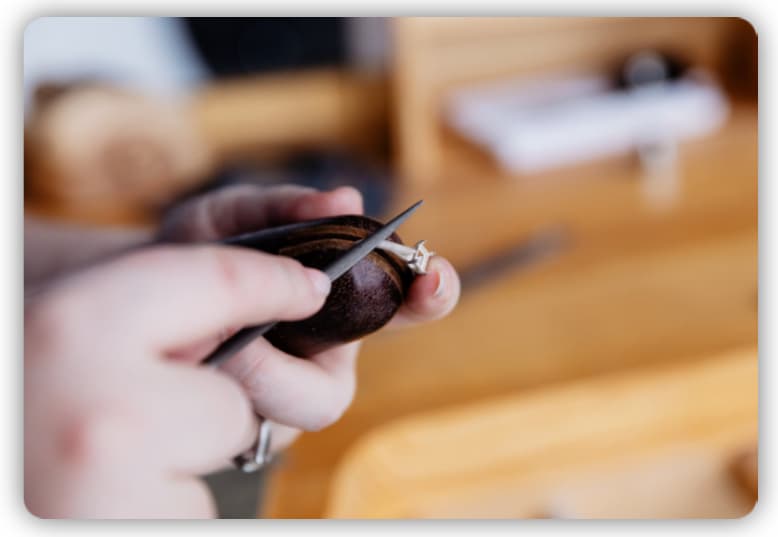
157;184;461;451
24;244;332;518
24;217;151;290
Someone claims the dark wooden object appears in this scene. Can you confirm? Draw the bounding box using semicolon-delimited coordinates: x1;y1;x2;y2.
224;215;414;357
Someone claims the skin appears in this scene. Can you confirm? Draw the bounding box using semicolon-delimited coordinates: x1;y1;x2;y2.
24;185;461;518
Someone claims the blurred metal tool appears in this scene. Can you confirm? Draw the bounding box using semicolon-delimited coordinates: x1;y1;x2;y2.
202;199;424;368
459;226;570;293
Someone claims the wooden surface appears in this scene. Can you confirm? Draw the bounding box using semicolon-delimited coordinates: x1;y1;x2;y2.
326;347;757;518
193;69;387;163
20;18;757;519
260;103;757;518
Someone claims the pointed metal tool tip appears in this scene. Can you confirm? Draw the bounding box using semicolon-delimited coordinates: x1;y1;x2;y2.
202;199;425;368
321;199;424;282
381;200;423;231
391;199;423;222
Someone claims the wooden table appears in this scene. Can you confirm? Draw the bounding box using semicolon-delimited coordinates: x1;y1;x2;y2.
260;101;757;518
326;347;757;518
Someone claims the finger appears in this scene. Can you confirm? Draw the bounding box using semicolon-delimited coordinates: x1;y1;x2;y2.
268;422;301;455
388;256;461;329
139;476;216;519
219;339;360;431
134;363;258;474
291;185;364;221
159;184;364;242
64;468;216;518
112;475;216;518
46;245;331;353
165;326;239;362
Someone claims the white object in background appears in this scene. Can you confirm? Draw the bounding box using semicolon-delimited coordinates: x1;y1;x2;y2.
445;72;729;174
23;17;208;114
447;73;611;150
638;136;682;211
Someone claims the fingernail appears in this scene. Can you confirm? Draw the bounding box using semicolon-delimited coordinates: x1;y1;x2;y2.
434;269;446;298
305;268;331;296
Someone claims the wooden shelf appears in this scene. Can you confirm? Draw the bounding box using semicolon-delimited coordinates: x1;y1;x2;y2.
392;17;755;187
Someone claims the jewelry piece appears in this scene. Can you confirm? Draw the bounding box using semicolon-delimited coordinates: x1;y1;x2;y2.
378;240;435;275
233;416;273;473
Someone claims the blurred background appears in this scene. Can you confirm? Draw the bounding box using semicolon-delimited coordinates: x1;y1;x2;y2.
23;17;757;518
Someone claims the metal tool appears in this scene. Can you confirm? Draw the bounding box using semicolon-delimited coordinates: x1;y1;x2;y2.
202;200;423;368
458;226;570;293
203;200;424;472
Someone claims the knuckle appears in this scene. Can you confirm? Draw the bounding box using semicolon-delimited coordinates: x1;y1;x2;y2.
272;256;303;285
56;416;95;466
266;257;318;309
231;348;272;402
282;260;323;305
206;248;244;296
56;411;131;469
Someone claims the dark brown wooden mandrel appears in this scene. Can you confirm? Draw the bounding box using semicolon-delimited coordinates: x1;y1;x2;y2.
224;215;414;358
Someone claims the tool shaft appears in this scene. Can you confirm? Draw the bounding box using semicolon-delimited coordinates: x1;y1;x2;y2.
201;200;423;368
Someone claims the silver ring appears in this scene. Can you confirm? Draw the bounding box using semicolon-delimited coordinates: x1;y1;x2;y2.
233;416;273;473
377;240;435;275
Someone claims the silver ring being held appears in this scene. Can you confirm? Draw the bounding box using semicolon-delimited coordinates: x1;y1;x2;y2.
233;416;273;473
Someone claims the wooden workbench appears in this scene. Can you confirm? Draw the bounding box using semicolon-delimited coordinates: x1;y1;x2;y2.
260;102;757;518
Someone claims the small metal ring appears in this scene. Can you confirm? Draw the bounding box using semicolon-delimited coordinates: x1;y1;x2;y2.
233;416;273;473
377;239;435;275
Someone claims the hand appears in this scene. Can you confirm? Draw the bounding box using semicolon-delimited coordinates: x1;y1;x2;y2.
24;244;332;518
24;217;151;290
158;184;461;451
